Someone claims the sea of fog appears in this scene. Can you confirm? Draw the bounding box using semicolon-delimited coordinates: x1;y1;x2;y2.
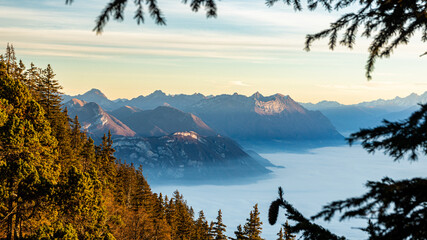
151;145;427;239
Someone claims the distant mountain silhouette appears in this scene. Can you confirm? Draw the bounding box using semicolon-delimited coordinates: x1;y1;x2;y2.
63;88;117;110
126;90;206;110
65;99;136;137
301;91;427;135
301;100;343;110
356;92;427;111
64;89;207;111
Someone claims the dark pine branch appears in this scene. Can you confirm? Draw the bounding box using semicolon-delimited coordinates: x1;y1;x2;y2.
269;187;347;240
313;177;427;239
348;104;427;161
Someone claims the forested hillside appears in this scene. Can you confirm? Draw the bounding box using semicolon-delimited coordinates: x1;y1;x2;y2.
0;45;284;239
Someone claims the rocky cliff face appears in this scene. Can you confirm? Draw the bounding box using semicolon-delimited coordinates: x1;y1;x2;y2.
113;131;271;182
253;93;306;115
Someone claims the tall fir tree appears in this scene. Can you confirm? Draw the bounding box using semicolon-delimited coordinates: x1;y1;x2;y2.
277;228;284;240
96;131;117;188
35;63;73;169
244;204;263;240
23;62;42;100
38;64;62;121
212;209;227;240
233;224;248;240
192;210;212;240
173;190;194;239
283;221;295;240
70;116;86;151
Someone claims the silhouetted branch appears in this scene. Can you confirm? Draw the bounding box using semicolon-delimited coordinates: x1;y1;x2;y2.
269;187;347;240
347;104;427;161
313;177;427;239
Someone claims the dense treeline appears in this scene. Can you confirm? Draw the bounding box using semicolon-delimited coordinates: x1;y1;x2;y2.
0;44;287;239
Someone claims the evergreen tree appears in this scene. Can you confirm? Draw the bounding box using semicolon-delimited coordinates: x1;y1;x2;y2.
275;221;295;240
165;196;178;238
244;204;263;240
38;64;63;121
4;44;17;78
80;137;96;171
35;63;73;169
172;190;194;239
70;115;86;151
283;221;295;240
277;227;284;240
152;193;172;240
208;221;216;239
131;165;152;211
232;224;247;240
268;187;345;240
23;62;42;99
212;209;227;240
193;210;212;240
96;131;117;188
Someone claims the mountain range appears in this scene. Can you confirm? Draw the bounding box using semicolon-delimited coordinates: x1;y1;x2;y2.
63;89;343;145
64;88;427;138
301;91;427;135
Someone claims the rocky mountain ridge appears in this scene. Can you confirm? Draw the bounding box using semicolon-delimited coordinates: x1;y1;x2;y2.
187;92;343;143
65;98;136;137
113;131;272;182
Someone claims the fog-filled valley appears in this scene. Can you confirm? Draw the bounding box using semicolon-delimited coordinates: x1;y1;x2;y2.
61;88;427;184
152;145;427;239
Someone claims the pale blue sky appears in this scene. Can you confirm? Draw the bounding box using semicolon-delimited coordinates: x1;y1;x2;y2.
0;0;426;104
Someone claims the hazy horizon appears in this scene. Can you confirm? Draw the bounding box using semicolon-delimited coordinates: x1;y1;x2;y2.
64;87;427;105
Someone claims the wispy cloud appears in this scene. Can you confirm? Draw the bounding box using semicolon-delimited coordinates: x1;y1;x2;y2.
230;81;251;87
0;27;303;61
